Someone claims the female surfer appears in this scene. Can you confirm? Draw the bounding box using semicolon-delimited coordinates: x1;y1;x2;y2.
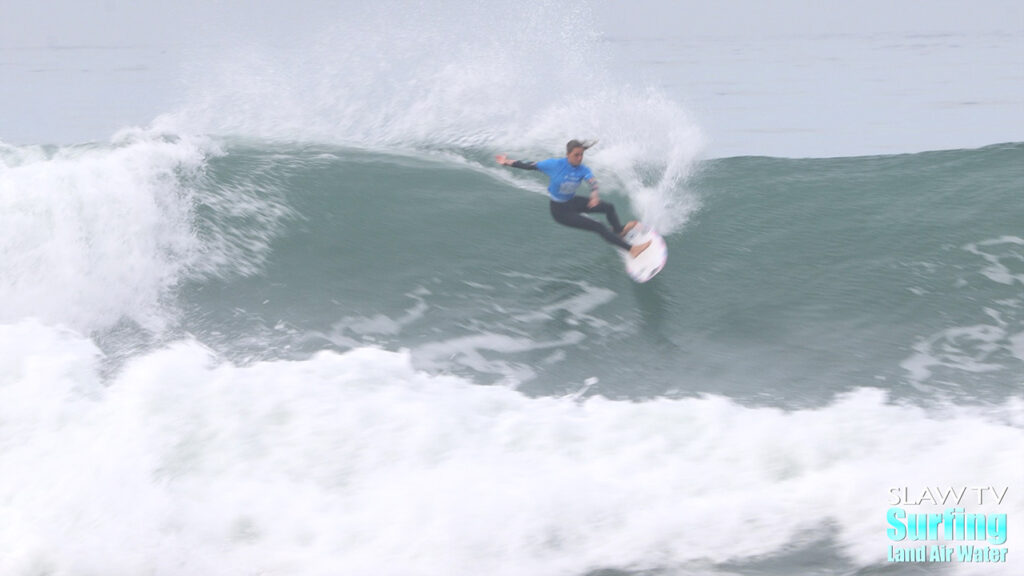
496;140;651;258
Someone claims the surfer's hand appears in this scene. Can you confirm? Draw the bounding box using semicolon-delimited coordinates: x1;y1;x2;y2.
495;154;510;165
588;192;600;208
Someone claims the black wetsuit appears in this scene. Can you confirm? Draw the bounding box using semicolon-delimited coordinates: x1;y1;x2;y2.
509;160;632;251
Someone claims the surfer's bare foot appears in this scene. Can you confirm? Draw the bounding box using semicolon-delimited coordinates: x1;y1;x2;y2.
629;240;652;258
620;221;639;236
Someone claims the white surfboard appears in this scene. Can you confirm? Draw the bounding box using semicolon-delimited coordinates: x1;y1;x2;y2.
620;223;667;283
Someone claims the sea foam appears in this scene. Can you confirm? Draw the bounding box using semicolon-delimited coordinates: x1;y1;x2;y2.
2;320;1020;575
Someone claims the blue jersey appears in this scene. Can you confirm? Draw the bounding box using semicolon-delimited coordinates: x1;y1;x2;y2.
535;157;594;203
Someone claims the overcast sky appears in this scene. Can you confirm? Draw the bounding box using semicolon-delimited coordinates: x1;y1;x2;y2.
594;0;1023;38
2;1;1022;153
3;0;1021;48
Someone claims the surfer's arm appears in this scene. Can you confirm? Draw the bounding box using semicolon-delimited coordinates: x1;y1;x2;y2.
495;155;538;171
587;177;600;207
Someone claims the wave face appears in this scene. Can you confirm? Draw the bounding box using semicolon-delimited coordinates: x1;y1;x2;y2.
12;137;1013;402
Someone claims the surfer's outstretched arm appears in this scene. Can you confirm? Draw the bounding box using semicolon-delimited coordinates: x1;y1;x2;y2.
495;155;538;171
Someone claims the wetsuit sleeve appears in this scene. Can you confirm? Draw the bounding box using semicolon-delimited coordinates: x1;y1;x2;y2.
508;160;539;171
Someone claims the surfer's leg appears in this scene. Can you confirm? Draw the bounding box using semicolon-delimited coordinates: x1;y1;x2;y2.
583;200;625;234
550;199;632;251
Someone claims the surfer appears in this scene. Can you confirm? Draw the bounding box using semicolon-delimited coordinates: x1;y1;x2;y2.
496;140;651;258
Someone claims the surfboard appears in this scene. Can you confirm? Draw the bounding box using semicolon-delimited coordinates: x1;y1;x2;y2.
620;223;667;283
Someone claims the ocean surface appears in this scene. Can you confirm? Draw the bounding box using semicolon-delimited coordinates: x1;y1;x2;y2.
2;2;1022;575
